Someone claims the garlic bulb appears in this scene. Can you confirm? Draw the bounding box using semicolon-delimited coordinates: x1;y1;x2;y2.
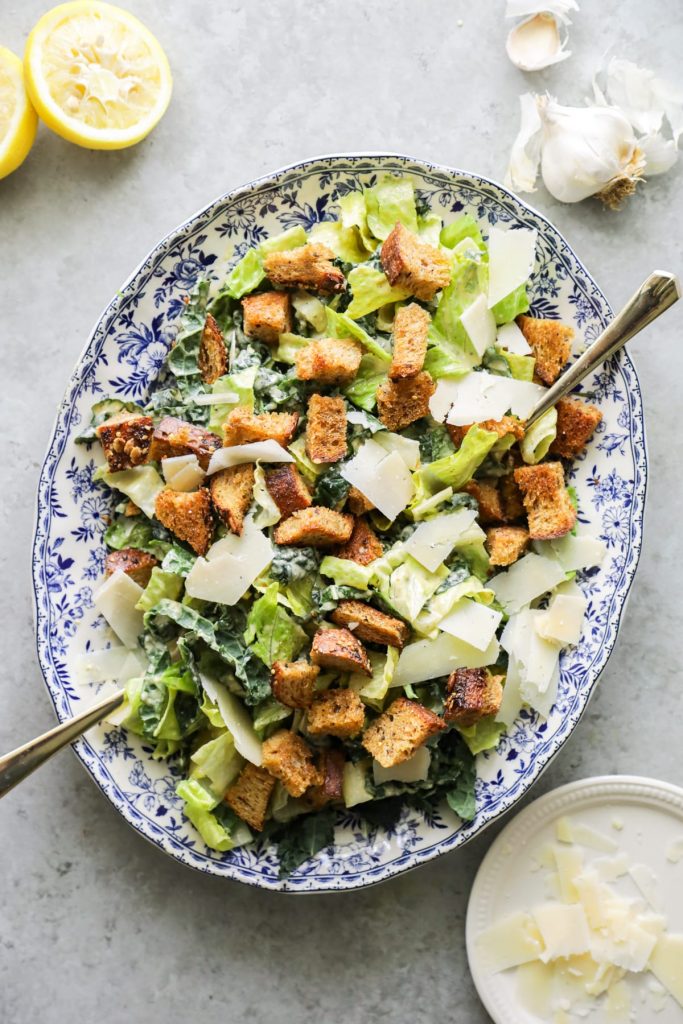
505;1;578;73
539;98;645;207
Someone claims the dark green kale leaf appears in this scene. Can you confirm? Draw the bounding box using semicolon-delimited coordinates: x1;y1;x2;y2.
417;424;456;463
270;546;320;584
313;468;350;509
254;365;313;413
311;584;370;615
270;808;336;879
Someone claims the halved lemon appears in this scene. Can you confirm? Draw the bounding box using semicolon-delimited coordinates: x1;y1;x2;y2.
24;1;172;150
0;46;38;180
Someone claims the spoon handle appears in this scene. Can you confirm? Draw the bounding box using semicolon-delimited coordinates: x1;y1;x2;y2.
0;689;125;798
526;270;680;427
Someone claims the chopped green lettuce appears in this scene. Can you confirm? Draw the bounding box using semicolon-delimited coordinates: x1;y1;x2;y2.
94;464;165;519
520;407;558;465
275;333;309;365
491;283;530;325
176;778;250;852
343;354;386;411
104;514;156;552
364;175;418;239
456;717;506;755
417;425;499;495
208;366;257;433
309;220;371;263
291;290;328;332
224;226;307;299
338;192;378;254
414;575;494;636
288;435;322;483
244;584;306;667
345;266;410;320
326;307;392;364
135;567;184;612
190;731;242;793
319;556;375;591
440;213;485;252
501;349;535;382
429;244;488;367
349;647;399;711
252;463;281;527
253;699;292;735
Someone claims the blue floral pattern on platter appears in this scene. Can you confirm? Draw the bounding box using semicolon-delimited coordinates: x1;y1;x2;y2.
32;154;646;892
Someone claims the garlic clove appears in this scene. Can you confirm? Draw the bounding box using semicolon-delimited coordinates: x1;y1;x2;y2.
506;13;571;72
505;93;544;193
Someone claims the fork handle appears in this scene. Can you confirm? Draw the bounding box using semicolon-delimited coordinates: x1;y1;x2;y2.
526;270;680;427
0;689;125;798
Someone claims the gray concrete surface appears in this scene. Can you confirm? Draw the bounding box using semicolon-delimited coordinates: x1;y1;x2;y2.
1;2;682;1022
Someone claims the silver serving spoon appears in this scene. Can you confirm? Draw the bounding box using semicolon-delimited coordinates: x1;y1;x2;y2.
0;270;679;800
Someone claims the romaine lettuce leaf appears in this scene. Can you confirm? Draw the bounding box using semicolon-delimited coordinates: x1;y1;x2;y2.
135;567;184;612
319;556;375;591
429;245;488;365
520;407;557;464
94;464;165;519
414;575;494;636
326;307;392;364
456;717;505;755
207;366;257;433
417;425;499;495
275;333;310;365
440;213;485;252
190;731;242;793
224;226;308;299
252;463;280;527
349;647;399;711
343;354;386;411
338;192;378;254
491;283;530;325
500;349;535;382
104;514;156;552
176;778;250;852
345;266;410;320
364;176;418;240
244;583;306;667
309;220;371;263
75;397;145;445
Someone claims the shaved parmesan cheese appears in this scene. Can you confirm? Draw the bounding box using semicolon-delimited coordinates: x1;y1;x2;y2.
200;674;262;765
476;911;546;973
403;509;477;572
393;632;500;686
497;320;532;354
552;844;584;903
374;431;421;470
207;440;294;476
436;371;545;425
162;454;205;492
501;609;561;715
628;863;659;910
75;645;146;684
94;570;145;649
535;592;587;645
185;521;272;605
439;598;503;651
487;225;537;309
544;533;606;572
460;293;498;357
191;391;239;406
533;903;591;961
490;553;566;613
592;853;630;882
340;439;414;521
495;653;524;727
649;934;683;1008
555;818;618;852
373;747;431;784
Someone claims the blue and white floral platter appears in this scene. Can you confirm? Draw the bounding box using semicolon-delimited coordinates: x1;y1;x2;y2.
32;154;646;892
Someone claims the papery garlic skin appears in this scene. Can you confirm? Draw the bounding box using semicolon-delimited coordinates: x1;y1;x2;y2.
505;93;543;192
538;98;645;207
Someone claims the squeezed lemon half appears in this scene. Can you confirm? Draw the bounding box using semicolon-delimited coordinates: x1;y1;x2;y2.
0;46;38;179
24;0;172;150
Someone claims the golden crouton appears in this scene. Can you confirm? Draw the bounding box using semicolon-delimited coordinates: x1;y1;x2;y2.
265;463;312;518
331;600;410;650
310;628;372;677
263;243;346;295
209;463;254;535
271;660;320;709
443;669;504;727
362;697;445;768
242;290;292;344
261;729;321;797
500;472;525;522
307;749;345;810
273;507;353;547
465;478;506;525
550;397;602;459
307;688;366;739
295;337;362;385
448;416;524;450
198;313;227;385
376;371;435;431
305;394;348;464
104;547;158;587
517;315;573;386
380;222;451;301
389;302;430;379
486;526;530;568
150;416;222;470
97;413;154;472
223;406;299;448
124;500;141;517
224;763;276;832
154;487;214;556
335;517;383;566
346;486;374;515
514;462;576;540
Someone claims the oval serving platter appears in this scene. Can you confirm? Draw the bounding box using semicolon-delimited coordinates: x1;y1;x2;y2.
32;154;646;891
